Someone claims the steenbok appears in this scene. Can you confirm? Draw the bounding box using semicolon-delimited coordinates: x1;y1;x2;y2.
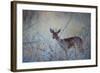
50;28;84;56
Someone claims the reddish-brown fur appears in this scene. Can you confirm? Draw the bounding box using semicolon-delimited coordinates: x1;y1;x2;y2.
50;29;83;52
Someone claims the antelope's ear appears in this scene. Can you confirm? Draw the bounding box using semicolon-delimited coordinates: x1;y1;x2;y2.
50;28;54;33
57;29;61;33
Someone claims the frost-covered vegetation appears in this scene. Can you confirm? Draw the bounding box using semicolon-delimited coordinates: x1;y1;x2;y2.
23;10;91;62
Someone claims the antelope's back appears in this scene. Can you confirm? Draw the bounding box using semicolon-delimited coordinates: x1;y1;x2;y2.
63;36;83;46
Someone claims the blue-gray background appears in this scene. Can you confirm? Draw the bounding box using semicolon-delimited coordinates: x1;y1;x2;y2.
23;10;91;62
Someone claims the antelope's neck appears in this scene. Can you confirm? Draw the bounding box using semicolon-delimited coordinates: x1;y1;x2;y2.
56;38;61;42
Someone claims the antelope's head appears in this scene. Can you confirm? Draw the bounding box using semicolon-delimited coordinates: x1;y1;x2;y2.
50;28;61;40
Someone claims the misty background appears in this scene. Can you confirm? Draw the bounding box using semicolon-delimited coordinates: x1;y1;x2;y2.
22;10;91;62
